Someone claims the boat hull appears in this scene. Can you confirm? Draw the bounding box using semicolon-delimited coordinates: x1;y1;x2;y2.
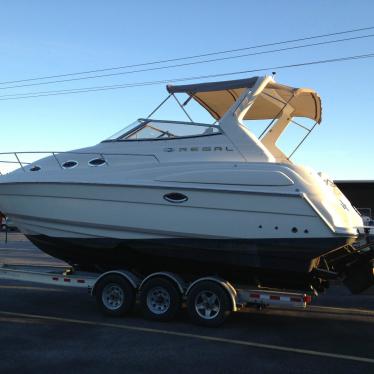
26;234;352;285
0;180;357;287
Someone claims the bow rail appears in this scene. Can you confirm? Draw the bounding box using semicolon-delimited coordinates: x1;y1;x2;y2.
0;151;159;175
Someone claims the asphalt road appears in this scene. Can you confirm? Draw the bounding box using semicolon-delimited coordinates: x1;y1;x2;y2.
0;233;373;374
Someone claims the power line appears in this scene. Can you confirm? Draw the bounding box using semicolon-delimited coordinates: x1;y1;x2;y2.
1;52;373;101
1;32;374;91
1;26;374;87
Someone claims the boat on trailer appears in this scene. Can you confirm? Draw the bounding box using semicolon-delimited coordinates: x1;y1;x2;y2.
0;75;372;294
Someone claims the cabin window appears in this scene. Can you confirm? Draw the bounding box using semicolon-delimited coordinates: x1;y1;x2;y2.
62;160;78;169
88;158;106;167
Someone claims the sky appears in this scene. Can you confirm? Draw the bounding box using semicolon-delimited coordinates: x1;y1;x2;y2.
0;0;373;179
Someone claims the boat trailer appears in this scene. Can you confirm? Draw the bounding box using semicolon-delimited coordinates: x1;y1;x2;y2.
0;263;312;327
0;234;372;326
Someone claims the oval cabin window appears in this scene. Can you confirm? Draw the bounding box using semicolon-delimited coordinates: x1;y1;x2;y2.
88;158;106;167
62;160;78;169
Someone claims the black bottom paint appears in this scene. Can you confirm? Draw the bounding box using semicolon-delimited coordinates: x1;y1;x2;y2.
27;235;352;289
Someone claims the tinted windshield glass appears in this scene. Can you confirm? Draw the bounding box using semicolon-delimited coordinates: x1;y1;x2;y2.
106;120;142;140
106;119;220;141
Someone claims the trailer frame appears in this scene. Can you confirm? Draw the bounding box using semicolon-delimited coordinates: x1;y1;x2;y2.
0;262;312;326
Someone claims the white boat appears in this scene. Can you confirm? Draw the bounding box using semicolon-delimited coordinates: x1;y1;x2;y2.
0;76;371;291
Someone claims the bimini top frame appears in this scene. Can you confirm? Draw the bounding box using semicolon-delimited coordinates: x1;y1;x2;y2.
146;75;323;162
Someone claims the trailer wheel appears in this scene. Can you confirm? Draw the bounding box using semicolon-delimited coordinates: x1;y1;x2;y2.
187;281;231;327
95;274;135;316
139;277;181;322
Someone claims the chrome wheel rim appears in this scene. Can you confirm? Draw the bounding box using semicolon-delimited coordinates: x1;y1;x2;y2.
146;286;171;315
195;290;220;320
102;283;124;310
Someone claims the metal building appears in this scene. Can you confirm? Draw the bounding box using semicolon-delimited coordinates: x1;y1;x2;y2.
336;180;374;218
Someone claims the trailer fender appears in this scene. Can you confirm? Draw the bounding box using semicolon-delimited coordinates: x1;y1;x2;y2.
186;277;237;312
92;270;141;296
139;272;186;295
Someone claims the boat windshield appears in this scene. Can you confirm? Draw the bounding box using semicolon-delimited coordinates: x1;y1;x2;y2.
105;119;221;141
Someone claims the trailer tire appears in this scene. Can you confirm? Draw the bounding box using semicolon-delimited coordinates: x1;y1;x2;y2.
187;280;231;327
139;277;181;322
95;274;135;316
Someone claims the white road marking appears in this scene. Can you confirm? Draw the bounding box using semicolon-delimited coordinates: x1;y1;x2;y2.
0;310;373;364
0;285;66;292
310;305;374;316
0;247;39;252
0;262;65;266
272;305;374;317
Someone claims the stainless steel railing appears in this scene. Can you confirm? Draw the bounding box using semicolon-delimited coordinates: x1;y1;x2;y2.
0;151;159;175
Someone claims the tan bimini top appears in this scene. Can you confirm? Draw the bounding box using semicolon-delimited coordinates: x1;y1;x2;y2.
167;77;322;123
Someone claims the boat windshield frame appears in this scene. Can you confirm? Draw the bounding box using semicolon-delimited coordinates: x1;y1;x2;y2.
103;118;222;142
